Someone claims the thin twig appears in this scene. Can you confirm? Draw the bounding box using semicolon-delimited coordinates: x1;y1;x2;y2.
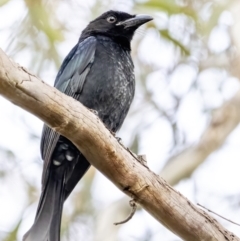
114;200;137;225
197;203;240;227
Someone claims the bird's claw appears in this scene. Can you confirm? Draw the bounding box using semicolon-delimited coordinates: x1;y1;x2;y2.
89;109;99;116
115;136;122;142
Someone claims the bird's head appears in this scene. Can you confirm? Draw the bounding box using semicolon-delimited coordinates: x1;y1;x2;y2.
81;10;153;49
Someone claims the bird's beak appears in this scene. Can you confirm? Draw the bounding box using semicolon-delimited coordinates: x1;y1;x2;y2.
116;14;153;29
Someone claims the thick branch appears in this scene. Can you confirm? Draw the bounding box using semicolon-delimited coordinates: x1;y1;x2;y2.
0;49;239;241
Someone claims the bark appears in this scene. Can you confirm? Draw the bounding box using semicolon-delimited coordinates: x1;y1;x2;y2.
0;49;239;241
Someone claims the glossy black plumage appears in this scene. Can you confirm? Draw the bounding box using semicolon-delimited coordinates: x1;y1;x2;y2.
23;10;152;241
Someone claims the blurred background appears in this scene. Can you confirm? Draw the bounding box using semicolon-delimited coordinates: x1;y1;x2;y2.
0;0;240;240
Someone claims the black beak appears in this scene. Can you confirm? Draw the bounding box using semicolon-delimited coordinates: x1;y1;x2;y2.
116;14;153;29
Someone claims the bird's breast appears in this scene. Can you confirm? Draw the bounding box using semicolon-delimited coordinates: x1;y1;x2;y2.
79;38;135;131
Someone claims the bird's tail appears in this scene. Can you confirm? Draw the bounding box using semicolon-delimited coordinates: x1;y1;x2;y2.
23;166;65;241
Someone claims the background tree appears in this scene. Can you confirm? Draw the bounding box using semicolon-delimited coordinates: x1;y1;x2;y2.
0;0;240;240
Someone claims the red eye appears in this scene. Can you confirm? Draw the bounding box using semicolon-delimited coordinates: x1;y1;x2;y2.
107;16;117;23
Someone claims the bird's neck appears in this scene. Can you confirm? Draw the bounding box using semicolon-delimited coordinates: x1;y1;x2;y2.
80;32;131;51
106;35;131;51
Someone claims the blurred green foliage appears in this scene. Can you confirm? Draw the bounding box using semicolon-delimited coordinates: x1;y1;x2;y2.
2;219;22;241
137;0;197;19
0;0;9;6
5;0;65;74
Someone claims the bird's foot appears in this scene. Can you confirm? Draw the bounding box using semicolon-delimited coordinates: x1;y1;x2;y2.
115;136;122;143
89;109;99;116
137;154;148;168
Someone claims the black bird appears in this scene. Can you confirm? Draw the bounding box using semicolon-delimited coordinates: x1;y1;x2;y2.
23;10;152;241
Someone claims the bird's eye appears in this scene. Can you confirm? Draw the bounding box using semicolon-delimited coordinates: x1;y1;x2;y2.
107;16;116;23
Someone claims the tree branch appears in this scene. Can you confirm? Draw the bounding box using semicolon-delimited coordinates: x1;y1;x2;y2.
0;49;239;241
160;92;240;185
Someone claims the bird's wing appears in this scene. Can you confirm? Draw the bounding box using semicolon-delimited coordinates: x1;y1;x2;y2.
40;36;97;185
55;36;97;93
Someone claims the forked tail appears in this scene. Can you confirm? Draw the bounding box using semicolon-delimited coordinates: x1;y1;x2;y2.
23;166;65;241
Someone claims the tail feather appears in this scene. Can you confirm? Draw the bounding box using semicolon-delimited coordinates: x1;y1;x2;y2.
23;167;65;241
